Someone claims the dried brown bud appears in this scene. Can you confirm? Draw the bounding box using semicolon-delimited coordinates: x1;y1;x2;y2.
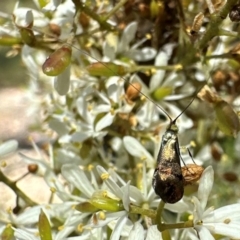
28;164;38;173
49;23;61;37
79;12;90;29
197;85;220;103
212;70;228;88
129;114;138;127
125;82;142;102
191;12;204;34
182;164;204;186
223;172;238;182
229;43;240;63
211;142;223;162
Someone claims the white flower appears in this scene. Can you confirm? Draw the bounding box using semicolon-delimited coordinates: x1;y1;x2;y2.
103;22;157;63
185;166;240;239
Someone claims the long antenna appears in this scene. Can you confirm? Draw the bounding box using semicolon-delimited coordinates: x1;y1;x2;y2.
67;43;174;120
23;26;202;123
171;87;202;124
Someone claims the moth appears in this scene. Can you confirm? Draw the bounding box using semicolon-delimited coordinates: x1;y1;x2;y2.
152;97;197;204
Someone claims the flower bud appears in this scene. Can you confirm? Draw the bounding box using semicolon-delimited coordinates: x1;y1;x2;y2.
152;86;172;100
87;62;127;77
75;202;99;212
42;45;72;76
89;191;124;212
126;82;142;101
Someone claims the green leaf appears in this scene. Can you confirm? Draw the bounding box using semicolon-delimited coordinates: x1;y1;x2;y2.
19;28;35;46
214;100;240;137
152;87;173;100
38;209;53;240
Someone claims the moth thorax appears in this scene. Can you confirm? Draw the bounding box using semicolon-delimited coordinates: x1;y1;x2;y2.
163;132;177;142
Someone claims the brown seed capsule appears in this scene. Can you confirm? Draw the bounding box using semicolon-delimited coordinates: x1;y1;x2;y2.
129;114;138;127
49;23;61;37
181;164;204;186
126;82;142;102
212;70;228;89
78;12;90;29
223;172;238;182
211;142;223;162
28;164;38;173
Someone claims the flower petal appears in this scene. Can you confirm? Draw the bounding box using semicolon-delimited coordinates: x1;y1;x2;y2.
96;165;123;199
145;225;162;240
212;222;240;238
197;166;214;210
95;112;115;131
129;222;145;240
87;211;126;228
197;226;215;240
118;22;138;52
61;164;95;198
110;213;128;240
123;136;154;168
149;51;168;91
13;228;39;240
213;203;240;222
0;140;18;157
54;66;70;95
122;181;130;211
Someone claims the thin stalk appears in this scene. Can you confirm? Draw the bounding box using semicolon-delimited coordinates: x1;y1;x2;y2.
104;0;129;20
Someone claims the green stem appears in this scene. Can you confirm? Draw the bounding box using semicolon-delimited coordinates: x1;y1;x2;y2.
206;53;232;59
196;0;238;50
129;204;156;219
156;200;194;232
72;0;114;31
156;200;165;229
218;29;239;37
131;64;183;73
104;0;129;20
158;220;194;232
0;170;36;206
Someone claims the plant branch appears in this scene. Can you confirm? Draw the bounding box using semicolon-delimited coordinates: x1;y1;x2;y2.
104;0;129;20
0;170;37;206
196;0;238;50
72;0;114;31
